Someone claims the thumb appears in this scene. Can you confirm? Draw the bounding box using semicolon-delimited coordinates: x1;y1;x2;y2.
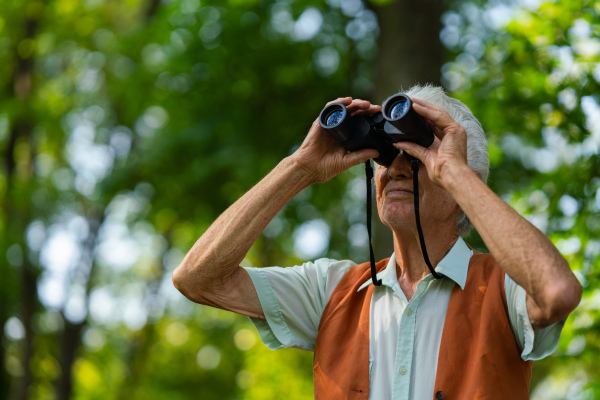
344;148;380;169
394;142;428;163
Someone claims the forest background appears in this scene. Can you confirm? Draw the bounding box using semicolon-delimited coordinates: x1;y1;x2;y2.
0;0;599;398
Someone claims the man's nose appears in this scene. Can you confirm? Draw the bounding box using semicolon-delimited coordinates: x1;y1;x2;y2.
387;152;413;180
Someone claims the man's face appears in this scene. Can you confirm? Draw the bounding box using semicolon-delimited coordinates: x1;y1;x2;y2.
375;153;460;233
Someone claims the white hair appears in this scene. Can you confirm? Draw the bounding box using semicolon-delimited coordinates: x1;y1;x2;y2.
403;84;490;237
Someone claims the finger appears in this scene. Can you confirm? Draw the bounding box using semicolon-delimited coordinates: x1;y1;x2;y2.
308;118;335;141
393;141;428;162
353;104;382;116
347;100;371;114
361;104;381;112
344;148;379;168
411;101;456;132
426;118;445;141
411;97;443;112
308;118;320;131
325;97;352;107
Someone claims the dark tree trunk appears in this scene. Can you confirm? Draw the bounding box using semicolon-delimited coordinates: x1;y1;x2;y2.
145;0;162;20
55;320;83;400
368;0;445;258
5;120;37;400
371;0;444;98
5;7;42;400
15;265;37;400
0;314;7;399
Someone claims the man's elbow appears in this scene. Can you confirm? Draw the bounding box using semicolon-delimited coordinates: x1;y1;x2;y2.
558;278;583;315
173;260;227;305
537;278;582;327
172;265;189;297
172;264;205;304
172;265;186;294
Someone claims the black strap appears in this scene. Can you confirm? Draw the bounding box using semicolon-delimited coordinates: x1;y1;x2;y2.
365;160;382;286
411;159;442;279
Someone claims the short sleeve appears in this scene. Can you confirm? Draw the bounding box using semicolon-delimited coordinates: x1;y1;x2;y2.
505;273;566;361
243;258;355;351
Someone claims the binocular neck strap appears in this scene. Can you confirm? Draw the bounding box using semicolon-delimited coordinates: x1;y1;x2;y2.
410;159;442;280
364;159;441;287
365;160;383;286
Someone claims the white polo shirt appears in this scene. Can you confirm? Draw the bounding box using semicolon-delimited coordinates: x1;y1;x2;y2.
243;237;564;399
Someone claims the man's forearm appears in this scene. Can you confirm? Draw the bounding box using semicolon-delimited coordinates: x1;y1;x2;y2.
174;156;313;293
445;165;582;326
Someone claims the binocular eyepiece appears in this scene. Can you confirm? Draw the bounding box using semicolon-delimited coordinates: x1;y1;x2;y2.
319;94;434;166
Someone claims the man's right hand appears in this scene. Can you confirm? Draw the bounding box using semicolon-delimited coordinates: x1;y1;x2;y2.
290;97;381;184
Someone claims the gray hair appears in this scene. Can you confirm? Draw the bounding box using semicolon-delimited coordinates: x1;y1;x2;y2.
403;84;490;237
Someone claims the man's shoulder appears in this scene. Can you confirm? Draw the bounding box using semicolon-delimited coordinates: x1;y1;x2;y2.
307;258;359;281
469;250;500;268
314;257;358;270
465;251;506;290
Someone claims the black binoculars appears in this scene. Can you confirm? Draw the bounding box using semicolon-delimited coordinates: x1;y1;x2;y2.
318;94;434;166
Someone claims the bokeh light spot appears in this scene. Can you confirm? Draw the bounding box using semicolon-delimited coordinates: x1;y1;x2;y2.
197;345;221;370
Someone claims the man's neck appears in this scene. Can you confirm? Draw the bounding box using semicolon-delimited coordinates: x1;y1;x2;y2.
392;224;459;287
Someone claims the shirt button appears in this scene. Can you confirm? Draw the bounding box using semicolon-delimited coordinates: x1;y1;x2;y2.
399;367;407;375
435;391;444;399
405;308;413;316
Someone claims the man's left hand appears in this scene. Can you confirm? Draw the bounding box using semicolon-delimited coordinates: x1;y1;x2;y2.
393;98;471;188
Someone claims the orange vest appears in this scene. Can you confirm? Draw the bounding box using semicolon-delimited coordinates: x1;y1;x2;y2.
313;252;533;400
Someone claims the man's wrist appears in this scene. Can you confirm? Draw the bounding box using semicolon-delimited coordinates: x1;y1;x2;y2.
441;161;480;194
281;155;319;188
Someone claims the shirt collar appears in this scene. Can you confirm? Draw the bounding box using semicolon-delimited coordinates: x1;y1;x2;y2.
357;237;473;292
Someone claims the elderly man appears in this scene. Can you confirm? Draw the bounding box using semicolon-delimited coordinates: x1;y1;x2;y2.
173;85;582;399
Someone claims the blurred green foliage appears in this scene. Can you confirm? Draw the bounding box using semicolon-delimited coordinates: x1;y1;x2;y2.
0;0;598;399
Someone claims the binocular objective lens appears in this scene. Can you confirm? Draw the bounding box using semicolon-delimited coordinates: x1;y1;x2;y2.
326;110;344;127
391;101;409;120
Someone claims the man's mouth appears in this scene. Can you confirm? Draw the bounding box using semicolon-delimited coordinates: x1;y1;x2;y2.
385;187;413;196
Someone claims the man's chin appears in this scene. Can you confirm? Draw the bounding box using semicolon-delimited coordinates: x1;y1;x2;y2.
382;203;412;220
380;210;414;231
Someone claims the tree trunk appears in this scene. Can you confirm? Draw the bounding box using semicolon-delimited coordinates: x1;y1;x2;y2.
5;8;42;400
16;266;37;400
371;0;443;98
56;320;83;400
368;0;444;259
